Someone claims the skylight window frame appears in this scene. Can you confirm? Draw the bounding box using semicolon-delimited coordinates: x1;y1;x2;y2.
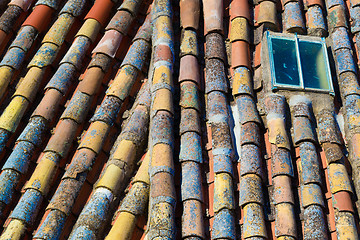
266;31;334;95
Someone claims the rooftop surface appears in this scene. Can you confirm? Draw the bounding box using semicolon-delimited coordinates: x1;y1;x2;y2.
0;0;358;239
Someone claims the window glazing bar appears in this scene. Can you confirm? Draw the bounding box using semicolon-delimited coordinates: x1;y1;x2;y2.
294;33;304;90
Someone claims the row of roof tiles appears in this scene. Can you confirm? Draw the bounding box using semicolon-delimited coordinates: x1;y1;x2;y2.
179;0;204;239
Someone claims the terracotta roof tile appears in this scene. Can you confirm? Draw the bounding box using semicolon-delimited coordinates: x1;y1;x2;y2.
0;5;24;34
203;0;223;35
85;0;114;26
283;1;306;34
22;4;55;32
230;0;251;20
179;0;200;30
257;0;278;30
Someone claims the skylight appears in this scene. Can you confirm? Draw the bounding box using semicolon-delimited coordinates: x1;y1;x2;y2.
267;32;333;94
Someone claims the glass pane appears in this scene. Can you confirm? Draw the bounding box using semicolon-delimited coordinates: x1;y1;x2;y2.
299;41;330;90
271;38;300;87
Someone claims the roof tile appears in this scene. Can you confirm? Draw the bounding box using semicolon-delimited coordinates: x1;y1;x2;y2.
22;4;54;32
317;110;342;144
213;172;235;212
85;0;114;26
339;71;360;97
242;203;267;238
180;29;198;57
299;142;322;185
241;121;261;146
274;203;297;237
179;57;201;85
332;190;354;212
205;58;228;94
328;5;348;31
335;48;357;75
60;91;91;123
335;211;359;239
179;0;200;30
350;6;360;33
181;161;203;202
283;2;306;34
305;0;325;9
231;40;250;68
323;142;344;164
307;5;327;36
0;6;23;34
107;211;138;239
0;95;28;132
294;117;316;145
301;183;325;208
240;174;264;206
75;18;102;42
205;32;226;61
213;154;233;175
232;66;253;97
303;205;328;239
78;121;110;154
45;119;79;157
203;0;223;34
207;91;229;122
35;0;59;9
9;0;33;11
212;208;236;239
182;199;205;238
45;63;77;94
179;108;201;135
236;95;261;124
0;47;26;69
118;0;142;16
230;0;251;20
328;163;353;194
240;143;264;177
272;175;295;205
92;29;123;58
257;0;278;30
78;67;105;95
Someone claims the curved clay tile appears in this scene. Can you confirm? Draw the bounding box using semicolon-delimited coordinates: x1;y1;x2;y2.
0;5;23;34
230;0;250;20
306;5;327;37
85;0;114;27
203;0;223;34
22;4;54;32
9;0;33;11
180;0;200;30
